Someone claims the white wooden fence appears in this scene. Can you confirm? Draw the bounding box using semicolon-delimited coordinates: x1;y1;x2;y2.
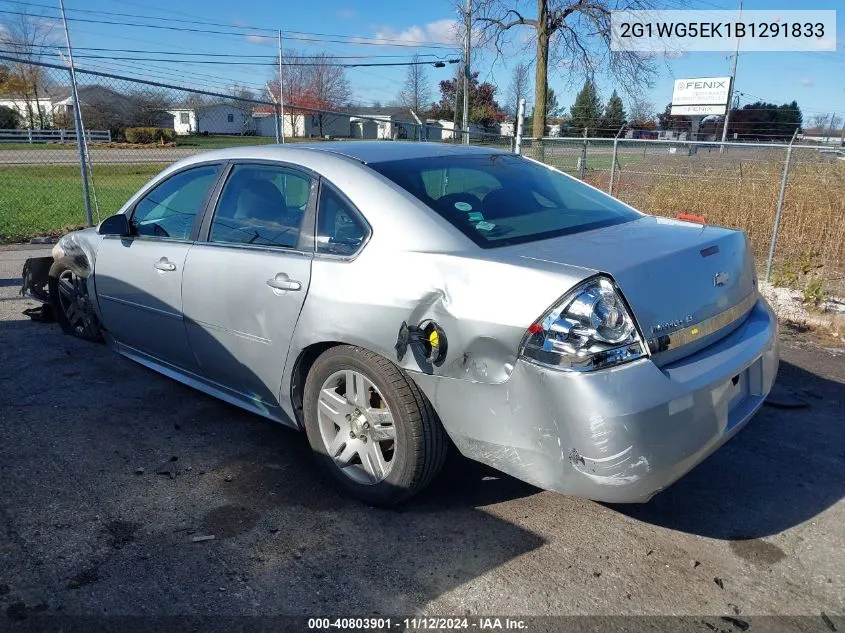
0;129;112;144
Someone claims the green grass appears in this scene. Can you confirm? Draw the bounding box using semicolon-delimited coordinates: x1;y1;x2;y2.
0;135;280;151
0;142;78;150
0;164;164;242
174;135;278;149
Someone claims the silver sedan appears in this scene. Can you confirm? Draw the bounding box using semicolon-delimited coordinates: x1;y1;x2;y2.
43;142;779;506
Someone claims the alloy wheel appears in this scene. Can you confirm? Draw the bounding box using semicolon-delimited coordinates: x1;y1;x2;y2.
316;369;397;485
56;269;96;338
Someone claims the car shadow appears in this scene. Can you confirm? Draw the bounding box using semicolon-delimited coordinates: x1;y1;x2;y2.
610;360;845;540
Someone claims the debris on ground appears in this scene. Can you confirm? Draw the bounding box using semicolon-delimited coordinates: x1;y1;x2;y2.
714;577;725;590
821;612;837;632
22;305;54;323
191;535;215;543
720;616;749;631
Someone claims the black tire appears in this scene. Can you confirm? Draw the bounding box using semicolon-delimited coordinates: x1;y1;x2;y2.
48;259;102;342
303;345;448;507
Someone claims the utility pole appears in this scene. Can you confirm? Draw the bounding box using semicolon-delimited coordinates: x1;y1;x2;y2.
826;112;836;144
58;0;93;226
720;0;742;151
462;0;471;145
278;30;286;143
451;65;460;143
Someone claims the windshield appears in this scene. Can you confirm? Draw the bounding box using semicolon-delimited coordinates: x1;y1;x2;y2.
369;153;640;248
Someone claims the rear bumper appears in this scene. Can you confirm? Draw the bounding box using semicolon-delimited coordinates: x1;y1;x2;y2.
411;298;779;503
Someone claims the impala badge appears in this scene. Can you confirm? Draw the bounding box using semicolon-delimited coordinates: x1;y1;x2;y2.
651;315;694;335
714;272;729;287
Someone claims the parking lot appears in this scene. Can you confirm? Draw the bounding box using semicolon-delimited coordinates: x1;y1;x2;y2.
0;245;843;629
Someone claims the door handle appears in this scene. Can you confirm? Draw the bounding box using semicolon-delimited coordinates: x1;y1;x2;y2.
154;258;177;272
266;274;302;292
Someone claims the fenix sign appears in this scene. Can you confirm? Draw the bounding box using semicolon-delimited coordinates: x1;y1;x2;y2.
671;77;731;106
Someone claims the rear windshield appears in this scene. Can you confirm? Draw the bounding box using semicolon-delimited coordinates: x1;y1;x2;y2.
369;153;639;248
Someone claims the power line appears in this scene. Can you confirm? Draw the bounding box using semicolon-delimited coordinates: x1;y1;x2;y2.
0;49;459;67
0;5;458;49
9;42;446;60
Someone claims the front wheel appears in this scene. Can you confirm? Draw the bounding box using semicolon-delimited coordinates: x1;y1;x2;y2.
48;259;101;342
302;345;448;506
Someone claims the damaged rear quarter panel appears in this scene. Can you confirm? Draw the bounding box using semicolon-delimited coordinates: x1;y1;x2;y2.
285;246;589;390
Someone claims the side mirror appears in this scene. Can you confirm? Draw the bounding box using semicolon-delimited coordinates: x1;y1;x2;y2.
98;214;131;236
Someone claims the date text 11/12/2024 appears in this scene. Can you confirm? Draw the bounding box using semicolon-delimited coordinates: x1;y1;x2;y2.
307;617;529;630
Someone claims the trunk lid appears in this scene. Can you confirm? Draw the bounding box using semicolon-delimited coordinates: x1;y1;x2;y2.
493;216;757;361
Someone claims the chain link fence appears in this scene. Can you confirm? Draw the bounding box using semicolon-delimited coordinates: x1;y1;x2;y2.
523;137;845;297
2;55;843;299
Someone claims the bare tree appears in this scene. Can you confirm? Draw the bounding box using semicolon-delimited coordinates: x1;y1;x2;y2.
307;53;352;135
397;55;432;115
268;50;351;136
475;0;657;139
628;96;656;126
229;85;256;102
808;113;841;136
0;5;58;129
128;88;174;127
807;113;830;131
506;62;530;120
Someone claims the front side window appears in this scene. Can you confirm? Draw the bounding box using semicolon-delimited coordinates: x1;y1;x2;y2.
179;112;189;124
370;154;640;248
131;165;220;240
316;184;369;256
209;164;311;248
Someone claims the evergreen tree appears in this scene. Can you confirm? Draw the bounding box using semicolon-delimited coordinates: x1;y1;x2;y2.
601;90;627;136
570;80;602;134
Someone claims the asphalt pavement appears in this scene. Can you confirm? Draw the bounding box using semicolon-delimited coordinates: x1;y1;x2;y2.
0;246;843;630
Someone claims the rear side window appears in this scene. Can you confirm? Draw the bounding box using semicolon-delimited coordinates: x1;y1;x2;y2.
209;164;311;248
316;184;369;256
131;165;220;240
370;154;639;248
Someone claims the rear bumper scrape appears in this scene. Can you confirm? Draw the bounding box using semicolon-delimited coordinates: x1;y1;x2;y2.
410;298;779;503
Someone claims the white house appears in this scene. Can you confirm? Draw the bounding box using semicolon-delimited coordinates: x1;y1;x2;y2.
252;110;351;138
0;96;55;128
303;112;351;138
169;108;197;135
423;119;488;142
349;107;419;140
168;102;256;136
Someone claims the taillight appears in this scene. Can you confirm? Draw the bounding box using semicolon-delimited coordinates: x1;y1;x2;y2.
520;275;647;371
